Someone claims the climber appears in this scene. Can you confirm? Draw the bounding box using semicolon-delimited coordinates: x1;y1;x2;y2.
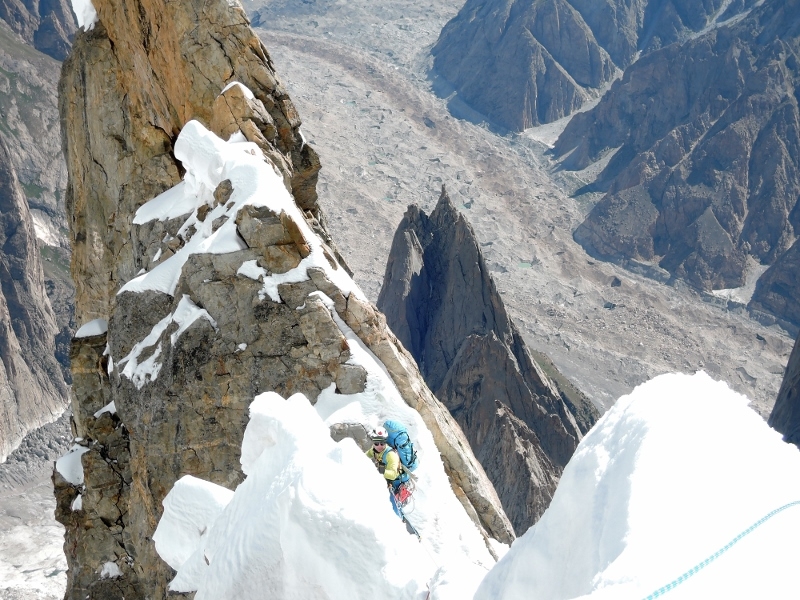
367;426;420;538
366;427;405;518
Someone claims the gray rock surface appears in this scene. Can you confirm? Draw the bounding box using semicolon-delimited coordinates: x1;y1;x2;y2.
0;134;67;463
768;333;800;445
556;0;800;328
378;187;599;533
431;0;750;130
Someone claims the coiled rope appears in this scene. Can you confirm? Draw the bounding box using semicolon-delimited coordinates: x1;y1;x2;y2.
643;500;800;599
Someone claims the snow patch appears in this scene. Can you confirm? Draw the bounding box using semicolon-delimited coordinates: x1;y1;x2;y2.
55;445;90;485
711;257;770;304
71;494;83;511
99;562;122;579
153;475;234;585
31;212;61;247
155;393;437;598
70;0;98;30
220;81;255;100
236;259;266;281
156;375;497;599
75;319;108;339
93;401;116;419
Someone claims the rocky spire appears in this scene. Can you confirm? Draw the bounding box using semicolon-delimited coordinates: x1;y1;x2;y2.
0;133;66;462
378;186;599;534
55;1;513;596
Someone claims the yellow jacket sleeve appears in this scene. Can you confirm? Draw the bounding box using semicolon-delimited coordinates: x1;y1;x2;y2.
383;449;400;481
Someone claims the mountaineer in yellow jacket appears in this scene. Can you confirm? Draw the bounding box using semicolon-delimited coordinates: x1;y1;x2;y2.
366;427;402;483
366;427;403;517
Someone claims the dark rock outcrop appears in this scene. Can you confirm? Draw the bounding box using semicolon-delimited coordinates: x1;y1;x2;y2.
378;188;599;534
0;0;75;59
768;333;800;445
0;133;67;462
431;0;749;130
56;0;514;596
556;0;800;327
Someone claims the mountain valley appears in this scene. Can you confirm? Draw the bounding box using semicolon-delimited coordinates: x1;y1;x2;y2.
250;0;791;414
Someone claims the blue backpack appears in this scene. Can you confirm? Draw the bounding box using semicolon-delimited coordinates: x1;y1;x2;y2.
384;420;418;472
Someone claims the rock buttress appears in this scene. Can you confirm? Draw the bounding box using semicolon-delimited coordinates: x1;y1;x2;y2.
57;0;513;595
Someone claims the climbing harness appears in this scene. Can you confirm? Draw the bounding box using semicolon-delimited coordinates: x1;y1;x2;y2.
642;500;800;599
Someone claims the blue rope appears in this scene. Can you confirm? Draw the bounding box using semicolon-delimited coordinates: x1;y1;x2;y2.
643;500;800;599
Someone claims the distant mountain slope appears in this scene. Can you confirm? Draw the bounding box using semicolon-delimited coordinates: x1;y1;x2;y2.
0;7;74;461
0;0;74;59
555;0;800;328
431;0;753;130
378;188;599;533
0;19;68;245
0;133;66;463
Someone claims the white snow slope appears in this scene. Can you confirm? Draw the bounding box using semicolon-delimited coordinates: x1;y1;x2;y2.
476;371;800;599
156;369;800;599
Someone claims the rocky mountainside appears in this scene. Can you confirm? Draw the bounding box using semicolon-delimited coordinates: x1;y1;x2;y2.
0;133;66;463
378;187;598;534
0;0;74;59
431;0;755;130
54;0;513;596
768;333;800;445
555;0;800;330
0;0;74;461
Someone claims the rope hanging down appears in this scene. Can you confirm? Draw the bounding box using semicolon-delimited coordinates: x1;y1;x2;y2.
643;500;800;599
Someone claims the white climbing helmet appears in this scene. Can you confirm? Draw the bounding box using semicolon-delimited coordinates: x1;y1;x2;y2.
370;427;388;443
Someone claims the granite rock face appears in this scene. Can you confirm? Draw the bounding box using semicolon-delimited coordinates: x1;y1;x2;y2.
0;0;75;59
769;333;800;445
556;0;800;327
0;133;66;463
56;0;513;596
432;0;748;130
378;188;599;534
